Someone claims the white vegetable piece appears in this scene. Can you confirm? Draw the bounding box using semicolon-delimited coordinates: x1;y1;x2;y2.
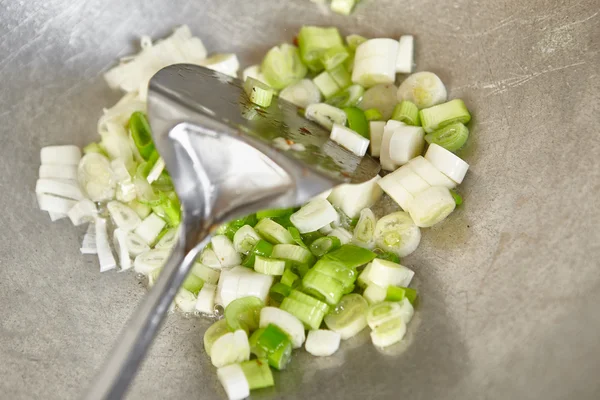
233;225;261;254
200;53;240;77
305;103;347;131
200;248;223;270
377;174;414;211
330;124;370;157
398;298;415;324
39;164;78;180
80;223;97;255
388;125;425;165
125;231;150;257
328;227;353;245
35;179;84;201
67;199;98;226
407;156;456;189
113;228;132;270
352;39;399;87
324;294;369;340
260;307;306;348
352;208;376;249
370;317;407;348
357;263;373;288
379;120;403;171
380;165;430;197
328;175;383;219
133;249;170;275
95;218;117;272
373;212;421;257
98;92;146;137
217;363;250;400
49;212;67;221
37;193;77;214
397;71;447;109
312;189;332;201
40;145;81;165
290;198;338;233
134;213;166;245
395;35;414;74
217;267;273;307
77;153;116;202
107;201;141;232
305;330;341;356
100;122;134;162
211;329;250;368
424;143;469;184
408;186;456;227
192;263;221;285
359;83;398;120
367;302;403;329
155;228;178;249
242;64;262;82
175;289;197;313
279;79;322;108
369;121;385;157
363;284;387;305
195;283;217;314
368;258;415;288
110;159;137;203
146;157;165;184
211;235;241;267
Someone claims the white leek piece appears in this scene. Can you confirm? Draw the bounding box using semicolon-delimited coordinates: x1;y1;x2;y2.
305;330;341;356
397;298;415;324
37;193;77;214
379;165;430;197
200;248;223;270
67;199;97;226
305;103;347;131
370;317;407;348
200;53;240;77
312;189;332;201
40;145;81;165
379;120;403;171
324;293;369;340
192;262;220;285
233;225;261;255
397;72;447;109
217;267;273;307
408;186;456;228
100;122;134;162
363;284;387;305
134;213;166;245
369;121;385;157
211;235;241;267
175;289;197;313
279;79;321;108
290;198;338;233
98;92;146;135
77;153;116;202
49;212;67;221
110;159;136;203
259;307;305;348
388;125;425;165
352;39;399;87
95;218;116;272
211;329;250;368
107;201;141;232
242;64;264;83
125;231;150;257
35;179;84;201
330;124;370;157
328;227;353;245
133;249;170;275
155;228;178;249
395;35;414;74
146;157;165;184
39;164;78;180
368;258;415;288
358;83;398;120
217;363;250;400
373;211;421;257
408;156;456;189
80;223;97;255
367;301;402;329
352;208;376;249
328;175;382;219
195;283;217;314
357;263;373;288
113;228;132;270
377;174;414;211
424;143;469;184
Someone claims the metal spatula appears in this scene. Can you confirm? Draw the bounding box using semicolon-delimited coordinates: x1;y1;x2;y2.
86;64;380;399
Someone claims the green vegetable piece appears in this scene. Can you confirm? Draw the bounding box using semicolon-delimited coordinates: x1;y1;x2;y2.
424;122;469;152
343;107;369;138
129;111;155;160
225;296;265;334
392;100;421;126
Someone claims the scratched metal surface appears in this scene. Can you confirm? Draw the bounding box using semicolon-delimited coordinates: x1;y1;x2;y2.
1;0;599;399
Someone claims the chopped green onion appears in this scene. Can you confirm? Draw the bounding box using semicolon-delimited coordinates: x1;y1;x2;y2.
127;200;152;219
367;301;403;329
129;111;155;160
233;225;261;254
345;34;368;51
272;244;315;267
217;214;259;241
327;84;365;108
287;226;308;249
254;255;286;276
328;64;352;89
407;186;456;228
249;323;293;370
225;296;265;334
191;262;220;285
149;267;204;294
424;143;469;184
323;244;377;268
260;307;305;348
240;359;274;390
261;43;307;90
288;289;330;314
450;189;463;205
280;293;328;329
211;329;251;368
313;71;341;99
373;250;400;264
254;218;294;244
305;103;347;130
310;236;341;257
397;71;447;109
364;108;383;121
373;211;421;258
330;123;370;156
83;142;107;156
330;0;357;15
290;199;338;234
212;234;241;267
368;258;414;288
269;282;292;303
385;286;418;304
243;77;274;107
312;258;356;294
392;100;421;126
370;315;407;348
363;283;387;305
301;231;325;246
324;293;369;340
242;239;274;268
342;107;369;138
217;364;249;400
256;207;296;219
424;122;469;152
302;269;344;305
305;329;341;356
281;268;300;288
298;26;344;72
321;45;350;71
419;99;471;133
204;319;232;357
352;208;376;249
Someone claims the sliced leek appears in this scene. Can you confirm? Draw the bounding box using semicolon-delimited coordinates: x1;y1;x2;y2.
352;39;399;87
107;201;141;232
367;258;415;288
419;99;471;134
40;145;81;165
211;329;250;368
407;186;456;227
305;330;341;356
330;124;370;157
373;211;421;257
305;103;347;130
259;307;305;348
369;121;385;157
211;235;241;267
261;43;307;89
424;143;470;184
233;225;261;255
407;156;456;189
324;293;369;339
397;71;447;109
279;79;321;108
352;208;376;249
395;35;414;74
290;198;338;234
388;124;425;165
327;175;382;219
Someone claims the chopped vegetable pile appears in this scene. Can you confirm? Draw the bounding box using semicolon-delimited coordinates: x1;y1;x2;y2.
36;24;472;400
